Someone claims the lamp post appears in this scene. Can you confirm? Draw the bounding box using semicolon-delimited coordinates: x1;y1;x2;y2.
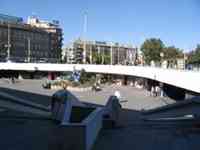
90;44;92;64
160;52;164;68
110;44;113;65
27;38;31;62
118;46;120;64
183;53;187;70
102;47;104;64
5;24;11;61
83;11;87;64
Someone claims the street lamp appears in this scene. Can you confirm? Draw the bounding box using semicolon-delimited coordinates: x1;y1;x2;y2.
102;47;104;64
160;52;164;68
83;11;87;64
183;53;187;70
90;44;92;64
27;37;31;62
5;24;11;61
118;46;120;64
110;43;113;65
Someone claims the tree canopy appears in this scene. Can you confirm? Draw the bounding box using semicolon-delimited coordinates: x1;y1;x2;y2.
163;46;183;60
92;50;110;64
141;38;183;65
140;38;165;64
187;44;200;64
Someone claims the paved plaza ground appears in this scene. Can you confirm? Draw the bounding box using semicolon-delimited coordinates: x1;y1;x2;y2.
0;79;200;150
0;79;175;110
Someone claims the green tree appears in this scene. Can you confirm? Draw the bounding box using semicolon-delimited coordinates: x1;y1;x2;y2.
92;51;102;64
141;38;165;65
103;54;111;64
187;44;200;64
92;51;111;64
163;46;183;60
79;69;88;84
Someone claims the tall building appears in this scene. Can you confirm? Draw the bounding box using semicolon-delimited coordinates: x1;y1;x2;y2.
0;13;23;24
0;14;63;62
27;16;63;61
65;39;137;65
63;40;83;64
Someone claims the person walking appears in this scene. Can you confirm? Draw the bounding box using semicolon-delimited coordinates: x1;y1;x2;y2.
155;86;160;97
150;86;155;97
114;90;121;99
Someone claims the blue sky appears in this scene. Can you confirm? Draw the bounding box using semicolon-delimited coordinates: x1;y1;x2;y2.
1;0;200;51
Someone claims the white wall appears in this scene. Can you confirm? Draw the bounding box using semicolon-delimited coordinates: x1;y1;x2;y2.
0;63;200;93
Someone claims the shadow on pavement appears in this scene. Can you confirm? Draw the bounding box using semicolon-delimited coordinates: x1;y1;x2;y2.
0;87;200;150
0;87;52;106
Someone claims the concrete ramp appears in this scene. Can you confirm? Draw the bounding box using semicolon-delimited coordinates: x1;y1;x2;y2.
142;96;200;120
0;91;51;117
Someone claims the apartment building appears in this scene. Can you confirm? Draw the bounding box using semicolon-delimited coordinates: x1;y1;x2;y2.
0;14;63;62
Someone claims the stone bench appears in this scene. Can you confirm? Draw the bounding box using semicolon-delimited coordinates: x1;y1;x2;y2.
49;106;103;150
49;90;104;150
